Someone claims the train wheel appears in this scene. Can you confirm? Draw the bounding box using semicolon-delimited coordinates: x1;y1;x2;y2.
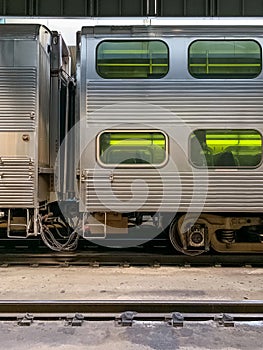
169;216;208;256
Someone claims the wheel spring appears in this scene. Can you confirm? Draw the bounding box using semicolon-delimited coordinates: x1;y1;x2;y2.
220;230;235;243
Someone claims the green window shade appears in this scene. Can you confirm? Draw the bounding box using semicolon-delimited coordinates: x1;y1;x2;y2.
96;40;169;78
190;129;262;168
189;40;261;79
99;131;167;165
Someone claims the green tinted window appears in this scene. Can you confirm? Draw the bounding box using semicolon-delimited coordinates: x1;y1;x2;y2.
189;40;261;78
96;41;168;79
99;131;167;166
190;129;262;168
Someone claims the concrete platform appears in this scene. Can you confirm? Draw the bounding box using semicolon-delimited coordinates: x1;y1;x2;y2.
0;320;263;350
0;266;262;349
0;266;262;300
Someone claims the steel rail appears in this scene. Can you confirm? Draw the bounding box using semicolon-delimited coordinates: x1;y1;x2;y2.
0;300;263;314
0;251;263;266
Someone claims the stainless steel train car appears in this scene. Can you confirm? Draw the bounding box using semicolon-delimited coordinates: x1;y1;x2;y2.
2;23;263;256
0;24;72;241
76;24;263;255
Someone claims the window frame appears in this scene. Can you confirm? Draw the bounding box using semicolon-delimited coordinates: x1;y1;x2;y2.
189;128;263;169
96;39;169;79
97;129;169;168
188;39;262;79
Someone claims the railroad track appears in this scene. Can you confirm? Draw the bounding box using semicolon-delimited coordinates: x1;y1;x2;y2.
0;238;263;266
0;251;263;267
0;300;263;325
1;299;262;350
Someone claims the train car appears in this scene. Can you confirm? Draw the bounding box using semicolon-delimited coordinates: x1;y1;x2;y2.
0;24;71;240
76;24;263;255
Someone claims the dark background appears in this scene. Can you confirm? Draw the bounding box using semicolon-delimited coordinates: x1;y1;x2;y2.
1;0;263;18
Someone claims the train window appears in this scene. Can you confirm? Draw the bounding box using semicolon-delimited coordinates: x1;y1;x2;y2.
96;40;169;79
190;129;262;168
189;40;261;79
98;131;167;166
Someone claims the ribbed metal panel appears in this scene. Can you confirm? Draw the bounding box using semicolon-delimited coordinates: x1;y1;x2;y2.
0;157;35;207
84;170;180;212
86;81;263;125
0;68;37;131
83;170;263;212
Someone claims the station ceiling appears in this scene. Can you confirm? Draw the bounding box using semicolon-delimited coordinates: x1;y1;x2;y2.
2;0;263;17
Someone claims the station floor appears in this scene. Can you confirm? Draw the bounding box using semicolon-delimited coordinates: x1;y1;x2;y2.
0;266;262;349
0;266;262;300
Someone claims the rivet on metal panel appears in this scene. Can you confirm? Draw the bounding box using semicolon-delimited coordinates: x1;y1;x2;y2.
81;171;87;181
22;134;30;142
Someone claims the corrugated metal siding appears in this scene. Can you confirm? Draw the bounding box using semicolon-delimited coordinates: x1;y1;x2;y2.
0;157;35;207
83;171;263;212
0;68;37;131
84;170;179;212
83;80;263;213
86;81;263;125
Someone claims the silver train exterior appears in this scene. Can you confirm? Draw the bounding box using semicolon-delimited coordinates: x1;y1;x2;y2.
0;24;71;238
77;25;263;254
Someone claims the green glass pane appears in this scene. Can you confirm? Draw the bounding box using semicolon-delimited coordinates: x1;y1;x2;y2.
99;132;166;165
97;40;169;79
189;40;261;79
190;129;262;167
